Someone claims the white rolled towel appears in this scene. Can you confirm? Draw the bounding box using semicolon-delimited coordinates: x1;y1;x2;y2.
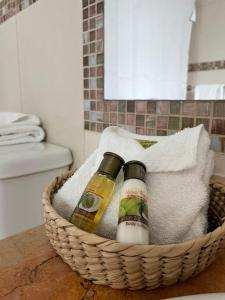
0;112;45;145
53;125;214;244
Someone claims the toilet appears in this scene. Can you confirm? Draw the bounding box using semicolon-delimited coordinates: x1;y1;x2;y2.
0;142;72;239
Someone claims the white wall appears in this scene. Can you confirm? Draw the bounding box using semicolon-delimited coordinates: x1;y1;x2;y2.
0;0;85;167
0;17;21;111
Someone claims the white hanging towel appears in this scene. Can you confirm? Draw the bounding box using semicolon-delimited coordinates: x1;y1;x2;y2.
53;125;214;245
104;0;196;100
194;84;225;100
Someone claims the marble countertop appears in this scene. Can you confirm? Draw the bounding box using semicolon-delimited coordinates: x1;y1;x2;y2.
1;225;225;300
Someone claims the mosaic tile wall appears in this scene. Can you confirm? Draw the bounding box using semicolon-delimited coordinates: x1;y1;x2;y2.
0;0;37;23
82;0;225;152
1;0;225;152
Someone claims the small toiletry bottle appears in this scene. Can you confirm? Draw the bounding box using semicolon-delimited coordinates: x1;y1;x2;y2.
117;161;149;244
70;152;124;233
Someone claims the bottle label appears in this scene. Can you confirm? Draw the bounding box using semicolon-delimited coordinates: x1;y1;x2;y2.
76;191;103;221
118;192;149;227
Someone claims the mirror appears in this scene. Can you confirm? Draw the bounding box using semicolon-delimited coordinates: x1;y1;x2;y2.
104;0;225;101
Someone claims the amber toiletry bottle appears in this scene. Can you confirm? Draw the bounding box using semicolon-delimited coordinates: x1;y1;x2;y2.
70;152;124;233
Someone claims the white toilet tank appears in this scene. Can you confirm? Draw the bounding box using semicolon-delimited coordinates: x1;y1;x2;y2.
0;142;72;239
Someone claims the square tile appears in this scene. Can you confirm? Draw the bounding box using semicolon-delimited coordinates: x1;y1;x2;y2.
146;128;156;136
97;78;103;88
84;111;89;120
168;117;180;130
127;101;135;112
83;68;89;78
84;91;89;99
127;114;135;126
136;115;145;127
146;115;156;128
83;44;89;55
90;101;96;111
82;0;88;8
147;101;156;114
196;101;211;116
83;8;88;19
96;28;103;40
212;119;225;135
104;102;111;112
90;30;96;42
97;1;103;14
89;5;96;17
84;121;90;130
136;101;147;113
156;101;170;115
90;42;95;53
118;113;125;124
182;101;196;115
97;122;103;132
84;79;89;88
170;101;180;115
97;90;104;100
96;40;103;52
118;101;126;112
96;15;103;29
83;56;89;67
110;112;117;124
110;101;118;111
97;54;104;64
97;66;103;77
90;17;96;30
83;20;88;32
103;112;109;123
90;122;96;131
97;101;103;111
90;90;96;99
83;32;89;44
157;116;168;129
90;67;96;77
213;101;225;117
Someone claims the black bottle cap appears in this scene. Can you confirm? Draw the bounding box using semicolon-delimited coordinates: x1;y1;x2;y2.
123;160;147;182
97;152;125;180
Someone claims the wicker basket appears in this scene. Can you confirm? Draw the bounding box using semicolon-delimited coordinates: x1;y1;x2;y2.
42;170;225;290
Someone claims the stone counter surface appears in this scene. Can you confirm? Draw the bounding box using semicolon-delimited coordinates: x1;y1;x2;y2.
0;226;225;300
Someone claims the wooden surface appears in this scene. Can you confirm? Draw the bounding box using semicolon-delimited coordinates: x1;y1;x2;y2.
0;226;225;299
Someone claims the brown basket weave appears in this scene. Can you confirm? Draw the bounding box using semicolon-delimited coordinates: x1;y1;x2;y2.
42;170;225;290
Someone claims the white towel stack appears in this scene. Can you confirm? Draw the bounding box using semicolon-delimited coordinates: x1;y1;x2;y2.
53;125;214;245
0;112;45;146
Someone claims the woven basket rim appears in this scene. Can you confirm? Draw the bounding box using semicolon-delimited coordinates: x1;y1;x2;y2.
43;170;225;255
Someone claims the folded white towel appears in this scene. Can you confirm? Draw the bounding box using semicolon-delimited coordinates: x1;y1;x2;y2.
0;112;41;128
195;84;225;100
0;112;45;145
0;125;45;146
53;125;214;244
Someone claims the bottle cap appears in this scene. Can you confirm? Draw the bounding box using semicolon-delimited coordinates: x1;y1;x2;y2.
123;160;147;182
97;152;125;180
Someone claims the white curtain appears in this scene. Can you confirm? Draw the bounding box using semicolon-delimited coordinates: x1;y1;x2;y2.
104;0;196;100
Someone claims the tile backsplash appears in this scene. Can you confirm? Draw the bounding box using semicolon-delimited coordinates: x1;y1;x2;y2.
82;0;225;153
1;0;225;153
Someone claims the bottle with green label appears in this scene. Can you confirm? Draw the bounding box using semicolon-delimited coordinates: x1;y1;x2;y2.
117;161;149;244
70;152;124;233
